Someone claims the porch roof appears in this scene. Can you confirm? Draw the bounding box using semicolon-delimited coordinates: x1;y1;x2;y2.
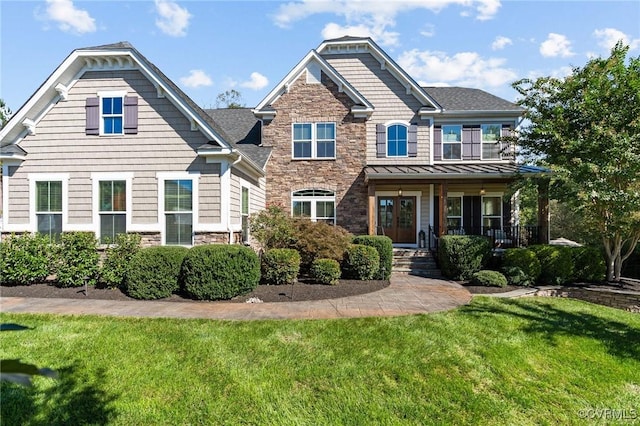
364;164;548;181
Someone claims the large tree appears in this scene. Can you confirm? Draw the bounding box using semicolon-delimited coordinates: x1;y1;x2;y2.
0;98;11;129
513;42;640;282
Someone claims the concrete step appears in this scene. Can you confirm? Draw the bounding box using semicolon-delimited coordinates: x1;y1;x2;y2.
391;248;442;278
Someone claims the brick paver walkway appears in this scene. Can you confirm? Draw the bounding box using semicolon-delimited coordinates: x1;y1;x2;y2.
0;273;471;321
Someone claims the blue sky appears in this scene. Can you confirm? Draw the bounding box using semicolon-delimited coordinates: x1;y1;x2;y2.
1;0;639;113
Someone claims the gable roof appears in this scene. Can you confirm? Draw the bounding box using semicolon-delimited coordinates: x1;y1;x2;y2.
423;87;522;114
318;37;442;113
0;42;265;174
253;49;374;119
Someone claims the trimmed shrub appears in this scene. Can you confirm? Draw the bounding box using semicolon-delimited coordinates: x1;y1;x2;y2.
55;232;100;288
438;235;491;280
571;246;606;283
501;266;534;287
502;248;541;283
342;244;380;280
292;220;352;271
181;244;260;300
310;258;341;285
352;235;393;280
261;248;301;285
529;244;574;285
471;270;508;288
125;246;188;300
249;205;296;250
100;233;142;289
0;233;53;285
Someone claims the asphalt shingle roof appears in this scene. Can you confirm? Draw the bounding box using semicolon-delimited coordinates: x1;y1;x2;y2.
423;87;522;112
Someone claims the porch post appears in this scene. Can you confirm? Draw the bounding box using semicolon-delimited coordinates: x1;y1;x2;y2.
537;178;550;244
439;181;448;236
368;183;376;235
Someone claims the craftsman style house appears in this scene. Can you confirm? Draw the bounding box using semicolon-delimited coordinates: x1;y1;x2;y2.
1;37;547;248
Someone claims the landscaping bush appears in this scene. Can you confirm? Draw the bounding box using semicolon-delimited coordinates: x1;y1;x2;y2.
342;244;380;280
292;220;352;271
310;258;341;285
571;246;606;283
249;205;296;250
125;246;188;300
471;270;508;288
100;233;142;289
502;248;541;283
352;235;393;280
501;266;534;287
0;233;53;285
438;235;491;280
529;245;574;285
261;248;301;285
181;244;260;300
55;232;100;288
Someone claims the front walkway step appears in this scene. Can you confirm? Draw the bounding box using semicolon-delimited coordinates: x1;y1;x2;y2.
392;249;443;279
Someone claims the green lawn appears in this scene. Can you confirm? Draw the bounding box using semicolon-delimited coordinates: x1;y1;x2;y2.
1;297;639;425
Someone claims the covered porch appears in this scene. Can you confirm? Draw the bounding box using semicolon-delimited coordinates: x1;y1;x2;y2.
364;164;550;249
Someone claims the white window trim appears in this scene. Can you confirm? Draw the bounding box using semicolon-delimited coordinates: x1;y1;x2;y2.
240;178;250;242
481;123;502;160
157;172;200;246
28;173;69;234
446;192;464;230
385;121;409;158
97;90;127;136
92;172;134;243
291;190;336;224
441;124;462;161
291;122;336;160
481;192;503;230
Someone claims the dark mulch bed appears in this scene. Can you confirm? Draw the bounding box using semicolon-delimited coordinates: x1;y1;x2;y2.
0;279;390;304
462;284;524;294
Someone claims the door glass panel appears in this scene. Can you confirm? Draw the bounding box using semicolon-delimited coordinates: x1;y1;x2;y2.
399;198;414;228
378;198;394;229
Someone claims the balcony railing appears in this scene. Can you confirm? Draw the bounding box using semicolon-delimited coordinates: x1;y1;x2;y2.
428;225;541;252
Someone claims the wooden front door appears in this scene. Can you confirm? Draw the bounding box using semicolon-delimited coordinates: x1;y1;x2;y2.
377;196;416;244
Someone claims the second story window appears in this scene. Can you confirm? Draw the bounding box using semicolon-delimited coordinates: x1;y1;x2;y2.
387;124;408;157
102;97;123;135
442;125;462;160
292;123;336;159
481;124;502;160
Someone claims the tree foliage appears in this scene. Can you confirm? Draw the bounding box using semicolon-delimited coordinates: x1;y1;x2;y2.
0;98;11;129
513;42;640;281
215;89;245;109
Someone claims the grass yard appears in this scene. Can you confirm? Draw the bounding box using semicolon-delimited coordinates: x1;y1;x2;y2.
1;297;639;425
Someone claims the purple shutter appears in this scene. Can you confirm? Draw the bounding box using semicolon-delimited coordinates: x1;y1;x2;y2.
462;126;472;159
124;96;138;134
85;97;99;135
471;126;481;160
376;124;386;157
433;126;442;160
408;124;418;157
501;125;512;159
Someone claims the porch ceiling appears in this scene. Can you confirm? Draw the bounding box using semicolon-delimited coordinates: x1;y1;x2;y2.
364;164;548;181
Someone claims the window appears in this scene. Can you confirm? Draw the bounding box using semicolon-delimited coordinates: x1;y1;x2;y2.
292;189;335;224
482;196;502;230
387;124;408;157
442;125;462;160
481;124;502;160
102;97;123;135
446;197;463;230
36;181;62;241
165;180;193;245
241;186;249;243
292;123;336;159
99;180;126;244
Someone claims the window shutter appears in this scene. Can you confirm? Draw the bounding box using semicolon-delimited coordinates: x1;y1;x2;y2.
462;126;473;159
376;124;386;157
85;97;99;135
408;124;418;157
471;126;481;160
433;126;442;160
124;96;138;134
501;125;513;159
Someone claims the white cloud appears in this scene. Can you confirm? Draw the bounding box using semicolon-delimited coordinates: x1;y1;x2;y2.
44;0;96;34
398;49;517;88
180;70;212;88
593;28;640;51
240;72;269;91
491;36;512;51
272;1;501;46
420;24;436;38
539;33;574;58
155;0;191;37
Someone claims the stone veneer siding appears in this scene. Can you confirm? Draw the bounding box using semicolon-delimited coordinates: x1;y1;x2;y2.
536;287;640;313
262;72;369;235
